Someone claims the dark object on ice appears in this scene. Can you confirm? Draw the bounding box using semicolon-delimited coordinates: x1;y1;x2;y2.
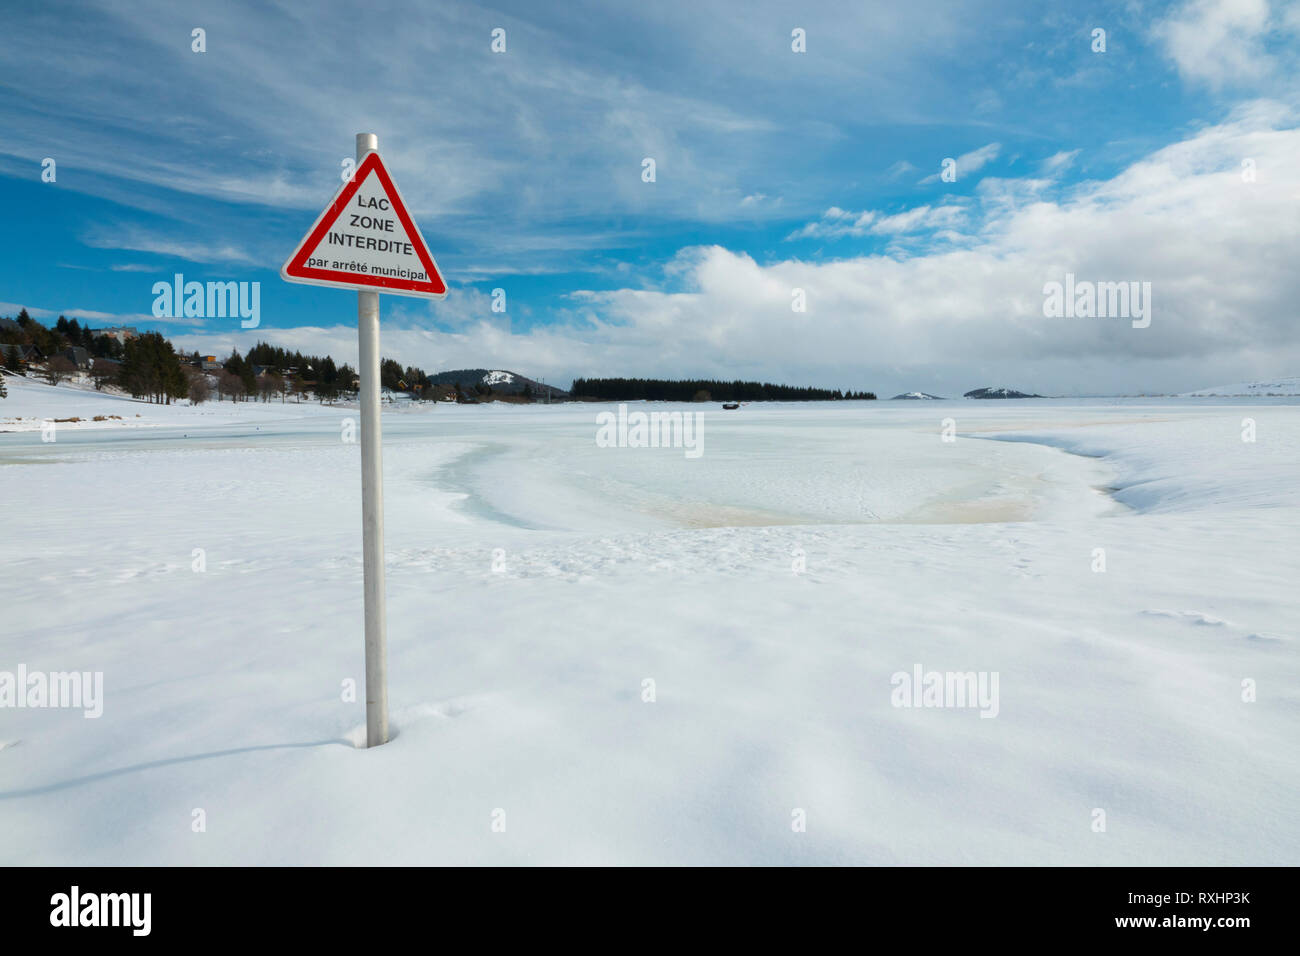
963;386;1043;399
722;402;740;410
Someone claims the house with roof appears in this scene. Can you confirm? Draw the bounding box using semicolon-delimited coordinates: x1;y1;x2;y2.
1;342;43;365
62;346;91;370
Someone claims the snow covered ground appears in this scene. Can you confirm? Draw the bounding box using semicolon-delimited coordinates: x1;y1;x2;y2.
2;374;1297;865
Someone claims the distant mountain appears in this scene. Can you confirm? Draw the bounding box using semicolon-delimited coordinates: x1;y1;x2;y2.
427;368;568;398
1181;377;1300;397
963;386;1043;399
891;391;945;400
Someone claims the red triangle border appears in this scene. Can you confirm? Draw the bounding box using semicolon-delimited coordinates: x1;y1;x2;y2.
282;152;447;297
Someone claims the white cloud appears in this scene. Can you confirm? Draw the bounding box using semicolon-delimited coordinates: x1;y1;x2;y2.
0;0;1055;277
193;105;1288;398
1154;0;1281;89
0;302;155;325
786;203;966;240
0;0;928;229
1040;149;1080;175
0;302;55;319
28;109;1300;397
81;228;258;267
871;205;967;235
60;310;156;323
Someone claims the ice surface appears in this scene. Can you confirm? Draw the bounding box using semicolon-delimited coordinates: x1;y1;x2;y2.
1;375;1297;864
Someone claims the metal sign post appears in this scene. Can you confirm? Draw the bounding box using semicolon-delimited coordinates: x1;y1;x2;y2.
357;131;387;748
281;132;447;748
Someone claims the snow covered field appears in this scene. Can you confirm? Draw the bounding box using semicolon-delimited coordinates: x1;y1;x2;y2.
2;375;1297;865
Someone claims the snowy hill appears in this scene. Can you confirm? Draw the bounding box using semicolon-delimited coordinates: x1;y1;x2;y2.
427;368;567;398
964;386;1043;399
891;391;946;400
1182;377;1300;397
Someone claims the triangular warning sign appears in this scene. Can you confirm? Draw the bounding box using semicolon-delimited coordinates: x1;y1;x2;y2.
282;152;447;299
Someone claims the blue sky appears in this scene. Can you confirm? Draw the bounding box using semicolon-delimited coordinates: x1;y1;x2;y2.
1;0;1298;394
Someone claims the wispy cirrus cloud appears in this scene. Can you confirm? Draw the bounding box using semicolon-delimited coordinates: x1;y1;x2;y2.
1040;149;1081;175
81;228;258;267
786;203;967;241
0;301;155;325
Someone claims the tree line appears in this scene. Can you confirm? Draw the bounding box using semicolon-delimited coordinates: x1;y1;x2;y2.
569;377;877;402
4;309;880;407
0;309;446;405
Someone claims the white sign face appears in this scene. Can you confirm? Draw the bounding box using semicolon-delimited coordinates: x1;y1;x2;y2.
281;151;447;298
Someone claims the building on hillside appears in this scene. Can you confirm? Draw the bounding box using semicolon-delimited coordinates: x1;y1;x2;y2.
200;355;222;371
62;346;91;370
90;326;139;343
1;342;44;364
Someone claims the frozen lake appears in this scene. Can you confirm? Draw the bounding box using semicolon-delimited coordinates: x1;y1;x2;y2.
2;379;1297;864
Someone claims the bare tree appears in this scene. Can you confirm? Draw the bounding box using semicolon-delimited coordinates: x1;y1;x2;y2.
90;363;118;391
257;373;280;403
44;355;76;386
216;369;243;402
186;368;211;405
